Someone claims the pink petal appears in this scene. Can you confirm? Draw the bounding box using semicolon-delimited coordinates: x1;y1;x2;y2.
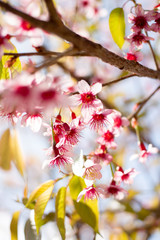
77;80;90;93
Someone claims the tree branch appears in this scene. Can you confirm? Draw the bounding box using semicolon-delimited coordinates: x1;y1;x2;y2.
0;1;160;79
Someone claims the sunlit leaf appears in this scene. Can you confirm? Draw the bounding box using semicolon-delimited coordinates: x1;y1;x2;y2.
41;212;55;225
109;8;125;49
1;42;21;80
35;185;54;234
110;232;129;240
10;211;20;240
24;219;38;240
69;176;99;233
10;129;25;176
55;187;66;240
0;129;12;170
26;180;54;208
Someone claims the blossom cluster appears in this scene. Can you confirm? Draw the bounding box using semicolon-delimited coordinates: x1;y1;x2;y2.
125;4;160;62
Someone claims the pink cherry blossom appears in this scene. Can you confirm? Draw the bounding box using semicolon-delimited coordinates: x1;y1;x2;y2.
88;109;112;131
21;112;42;132
125;46;143;62
97;130;117;149
0;27;13;59
105;180;127;200
138;142;158;163
128;5;152;32
150;13;160;32
125;31;154;48
82;160;102;180
77;184;105;202
114;167;138;184
107;110;129;135
72;80;103;119
89;146;113;164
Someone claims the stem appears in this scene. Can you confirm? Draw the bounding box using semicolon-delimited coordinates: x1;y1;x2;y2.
145;31;159;70
128;85;160;120
110;163;114;178
102;74;136;87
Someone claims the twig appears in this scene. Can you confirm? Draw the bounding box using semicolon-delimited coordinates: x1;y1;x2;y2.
4;51;60;57
128;85;160;120
44;0;63;24
57;62;92;82
102;74;136;87
34;47;77;72
145;31;159;71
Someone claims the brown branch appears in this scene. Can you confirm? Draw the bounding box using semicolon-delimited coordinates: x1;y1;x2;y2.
0;1;160;79
44;0;63;24
4;51;60;57
128;85;160;120
3;51;86;58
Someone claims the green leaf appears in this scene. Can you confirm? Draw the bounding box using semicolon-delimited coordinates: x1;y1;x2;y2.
10;211;21;240
69;176;99;233
34;185;54;234
26;180;54;208
109;8;125;49
24;219;39;240
0;42;21;80
55;187;66;240
10;129;25;176
0;129;12;170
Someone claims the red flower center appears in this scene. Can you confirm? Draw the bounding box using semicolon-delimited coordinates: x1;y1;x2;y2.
134;16;147;28
126;53;137;61
133;33;145;44
15;86;30;97
41;90;56;101
155;17;160;25
104;130;114;142
21;20;34;31
81;92;95;103
114;116;122;127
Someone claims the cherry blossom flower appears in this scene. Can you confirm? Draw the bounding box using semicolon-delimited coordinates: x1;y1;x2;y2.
77;184;105;201
89;146;113;164
0;27;13;59
97;130;117;149
72;80;103;119
47;143;73;168
114;167;138;184
88;109;112;131
138;142;158;163
150;13;160;32
107;110;129;134
105;180;127;200
21;112;42;132
131;142;158;163
125;46;143;62
82;160;102;180
128;5;152;32
125;31;154;48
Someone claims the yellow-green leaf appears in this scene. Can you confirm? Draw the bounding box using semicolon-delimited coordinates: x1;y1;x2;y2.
10;211;21;240
26;180;54;208
109;8;125;49
0;129;12;170
35;185;54;234
10;129;25;176
55;187;66;240
69;176;99;233
1;42;21;79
